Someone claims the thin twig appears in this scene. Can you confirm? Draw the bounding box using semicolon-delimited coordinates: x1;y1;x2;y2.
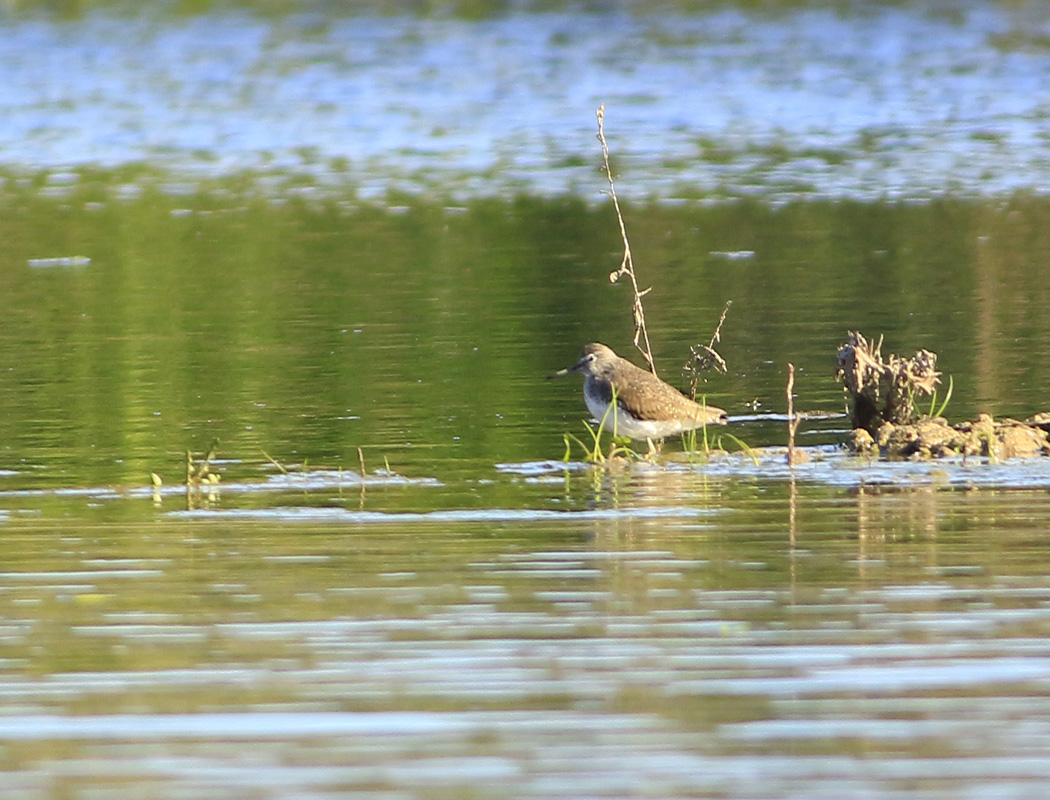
261;449;289;475
685;300;733;399
708;300;732;349
596;104;656;376
786;363;801;466
357;446;367;510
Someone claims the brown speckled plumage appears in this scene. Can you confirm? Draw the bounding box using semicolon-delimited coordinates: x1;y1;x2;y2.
553;343;727;440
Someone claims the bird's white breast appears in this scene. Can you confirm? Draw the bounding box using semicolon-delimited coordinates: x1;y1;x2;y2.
583;382;687;440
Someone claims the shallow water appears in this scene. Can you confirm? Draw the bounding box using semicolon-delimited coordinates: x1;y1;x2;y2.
4;2;1050;798
4;186;1050;800
5;478;1050;798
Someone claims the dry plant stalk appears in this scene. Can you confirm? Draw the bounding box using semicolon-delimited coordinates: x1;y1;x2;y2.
596;104;656;376
685;300;732;399
262;448;290;475
786;362;801;465
836;330;940;433
357;445;367;510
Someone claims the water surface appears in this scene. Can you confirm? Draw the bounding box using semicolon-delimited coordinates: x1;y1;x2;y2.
3;2;1050;200
5;485;1050;799
3;3;1050;798
1;186;1050;798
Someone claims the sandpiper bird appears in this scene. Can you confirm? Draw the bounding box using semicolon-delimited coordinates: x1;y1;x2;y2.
551;343;727;441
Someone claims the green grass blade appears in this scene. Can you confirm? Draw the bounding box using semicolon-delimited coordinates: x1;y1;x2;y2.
719;432;759;466
932;375;954;419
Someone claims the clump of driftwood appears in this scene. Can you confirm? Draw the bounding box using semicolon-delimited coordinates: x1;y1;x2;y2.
836;331;939;431
837;331;1050;460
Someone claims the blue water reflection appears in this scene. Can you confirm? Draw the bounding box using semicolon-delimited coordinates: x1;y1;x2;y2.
3;4;1050;200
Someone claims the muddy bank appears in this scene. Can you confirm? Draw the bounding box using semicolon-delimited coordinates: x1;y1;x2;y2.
846;413;1050;460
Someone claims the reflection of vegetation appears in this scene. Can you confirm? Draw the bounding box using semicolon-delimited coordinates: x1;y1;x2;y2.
186;439;221;509
989;31;1050;53
696;137;851;168
2;171;1050;486
695;137;737;166
186;439;221;489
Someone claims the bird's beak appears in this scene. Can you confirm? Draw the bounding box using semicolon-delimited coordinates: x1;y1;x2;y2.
547;365;572;380
547;358;582;380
